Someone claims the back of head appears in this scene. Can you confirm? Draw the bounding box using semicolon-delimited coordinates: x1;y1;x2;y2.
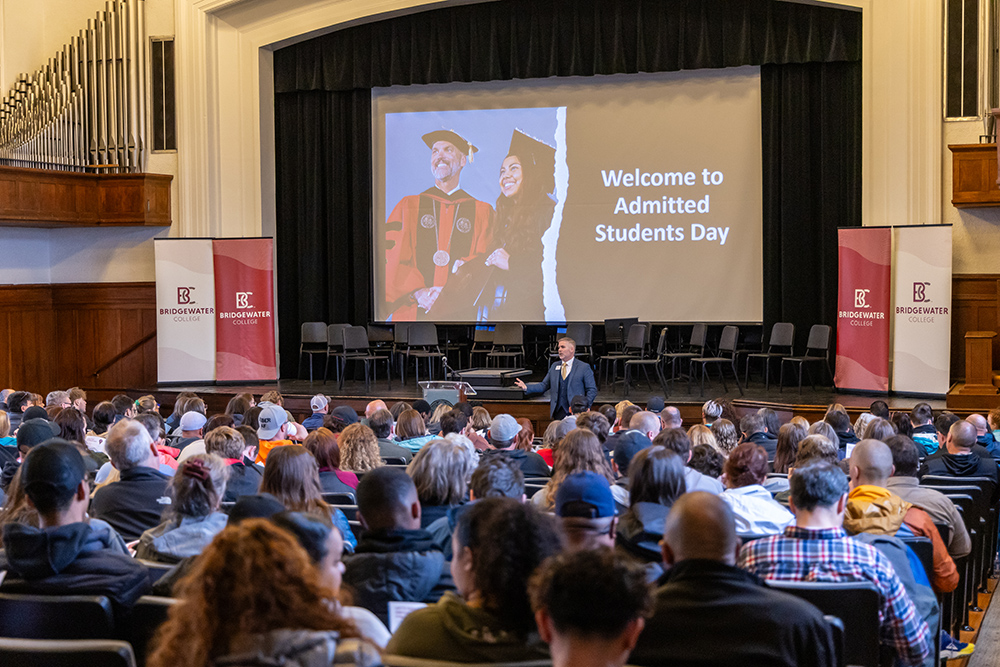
663;491;738;563
408;438;475;506
823;409;851;434
92;401;118;433
390;401;412;420
21;440;86;515
885;435;920;477
575;411;611;444
890;413;913;439
570;394;590;414
225;394;252;418
111;394;135;417
966;413;988;434
529;548;653;640
620;405;642;430
204;414;235;435
631;411;661;438
661;406;682;429
471;456;525;500
7;391;32;414
470;406;491;430
302;427;340;469
629;446;686;507
259;445;325;515
338;423;381;472
236;426;259;459
367;409;393;438
439;409;468;436
356;466;419;531
935;411;960;437
807;421;840;449
911;402;934;426
849;439;893;486
598;404;617;425
949;419;977;451
395;409;426;440
794;434;838;468
455;497;564;633
789;462;848;512
774;422;807;474
757;407;780;435
862;418;896;442
710;418;739;454
205;426;246;460
723;442;769;488
171;454;230;518
651;427;691;459
133;411;165;443
104;419;153;471
688;444;724;479
740;412;765;436
612;431;652;477
870;400;890;419
555;429;608;476
702;399;722;421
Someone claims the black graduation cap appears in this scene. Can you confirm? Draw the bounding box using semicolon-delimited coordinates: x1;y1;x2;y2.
507;129;556;193
422;129;478;162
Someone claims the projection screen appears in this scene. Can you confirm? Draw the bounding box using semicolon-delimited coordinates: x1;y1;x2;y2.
372;67;763;324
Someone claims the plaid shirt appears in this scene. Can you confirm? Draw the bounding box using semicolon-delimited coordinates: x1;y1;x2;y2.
738;525;932;667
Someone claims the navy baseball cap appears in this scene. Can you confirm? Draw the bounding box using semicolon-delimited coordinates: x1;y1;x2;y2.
613;431;652;476
555;471;617;518
21;439;87;511
331;405;359;424
647;396;665;413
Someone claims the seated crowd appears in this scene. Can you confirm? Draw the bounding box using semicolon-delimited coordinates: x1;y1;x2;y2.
0;386;998;666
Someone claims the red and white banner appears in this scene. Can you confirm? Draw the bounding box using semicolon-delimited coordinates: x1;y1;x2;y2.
835;228;892;392
892;226;952;395
213;239;277;382
155;238;276;384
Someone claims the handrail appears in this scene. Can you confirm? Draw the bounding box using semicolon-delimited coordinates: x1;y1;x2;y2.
91;330;155;378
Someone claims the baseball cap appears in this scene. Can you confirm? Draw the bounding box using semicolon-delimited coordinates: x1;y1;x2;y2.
412;399;431;415
180;411;208;432
647;396;666;414
16;418;61;451
555;471;617;518
23;406;50;421
490;414;522;442
310;394;329;412
331;405;359;424
613;431;652;476
570;395;590;413
257;404;289;440
227;493;286;526
21;439;87;511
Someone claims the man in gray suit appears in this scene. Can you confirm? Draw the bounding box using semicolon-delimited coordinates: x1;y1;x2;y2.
515;337;597;419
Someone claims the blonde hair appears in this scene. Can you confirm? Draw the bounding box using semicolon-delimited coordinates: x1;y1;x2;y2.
204;426;245;460
471;406;492;430
169;454;230;518
615;400;636;424
687;424;718;452
0;411;9;438
429;402;452;425
338;423;382;473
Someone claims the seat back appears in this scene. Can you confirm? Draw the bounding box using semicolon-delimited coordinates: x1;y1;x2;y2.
653;328;668;356
322;491;357;505
124;595;177;667
898;536;934;584
719;325;739;353
472;328;493;344
806;324;831;351
407;322;439;347
768;322;795;349
300;321;327;344
326;323;350;348
524;483;547;499
394;323;410;345
566;322;592;347
135;559;175;584
492;323;524;346
623;323;646;352
767;580;880;667
0;638;137;667
381;456;408;465
0;593;115;639
688;323;708;348
367;324;394;343
343;325;370;352
331;504;359;520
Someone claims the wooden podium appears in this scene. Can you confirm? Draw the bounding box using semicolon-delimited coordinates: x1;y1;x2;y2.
958;331;998;395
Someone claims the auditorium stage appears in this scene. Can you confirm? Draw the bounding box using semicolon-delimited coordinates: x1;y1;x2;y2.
108;372;966;434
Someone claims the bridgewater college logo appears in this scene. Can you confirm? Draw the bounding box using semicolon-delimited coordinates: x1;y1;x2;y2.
912;282;930;303
177;287;195;304
854;289;870;309
219;290;271;325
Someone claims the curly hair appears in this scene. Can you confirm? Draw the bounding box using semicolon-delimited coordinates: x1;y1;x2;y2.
304;427;341;469
147;519;359;667
773;422;807;474
541;429;614;511
455;498;564;634
724;442;769;488
259;446;332;521
574;411;611;445
688;444;725;480
337;424;382;473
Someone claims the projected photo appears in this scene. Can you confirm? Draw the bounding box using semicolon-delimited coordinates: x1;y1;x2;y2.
373;68;765;324
381;108;565;323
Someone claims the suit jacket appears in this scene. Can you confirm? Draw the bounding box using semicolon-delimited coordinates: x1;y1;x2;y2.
523;357;597;418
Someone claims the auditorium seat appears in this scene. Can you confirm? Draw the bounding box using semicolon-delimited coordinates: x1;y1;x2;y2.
0;593;115;639
384;656;551;667
322;491;357;505
687;325;742;397
135;559;175;584
338;326;392;392
0;638;136;667
744;322;794;390
779;324;833;393
549;323;593;362
624;327;668;397
123;595;177;667
663;323;707;385
297;321;328;382
524;483;546;499
599;323;647;389
331;504;359;520
486;323;525;368
322;323;351;382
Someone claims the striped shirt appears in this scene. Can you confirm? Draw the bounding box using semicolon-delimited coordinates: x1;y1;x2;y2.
738;525;932;666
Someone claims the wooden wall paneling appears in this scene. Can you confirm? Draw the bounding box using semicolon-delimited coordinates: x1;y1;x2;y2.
951;275;1000;379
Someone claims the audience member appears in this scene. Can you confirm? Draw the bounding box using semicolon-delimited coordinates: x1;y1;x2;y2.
757;408;781;441
773;421;807;475
147;519;380;667
612;431;653;483
531;548;653;667
738;413;776;459
368;408;412;462
910;403;939;456
630;492;837;667
807;421;841;456
919;420;999;489
555;471;618;551
205;425;261;501
686;424;718;453
651;428;723;494
688;444;724;480
255;403;295;464
470;406;491;433
4;391;32;434
483;414;550;477
862;417;897;443
223;394;252;426
344;467;449;624
91;400;118;436
1;441;150;611
174;411;207;453
440;408;490;451
967;413;999;458
720;442;793;537
137;454;230;563
659;405;682;431
538;417;578;466
407;438;475;527
91;419;172;541
390;400;412;421
304;427;358;494
302;394;329;431
535;429;622;510
738;462;932;666
709;418;739;456
395;408;437;452
387;498;563;662
514;418;535;452
616;446;686;565
338;423;383;474
701;399;722;425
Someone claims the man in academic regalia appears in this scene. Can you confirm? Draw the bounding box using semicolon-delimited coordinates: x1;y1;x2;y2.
384;129;494;320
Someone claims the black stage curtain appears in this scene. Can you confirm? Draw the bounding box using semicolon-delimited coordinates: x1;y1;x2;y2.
274;0;862;378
